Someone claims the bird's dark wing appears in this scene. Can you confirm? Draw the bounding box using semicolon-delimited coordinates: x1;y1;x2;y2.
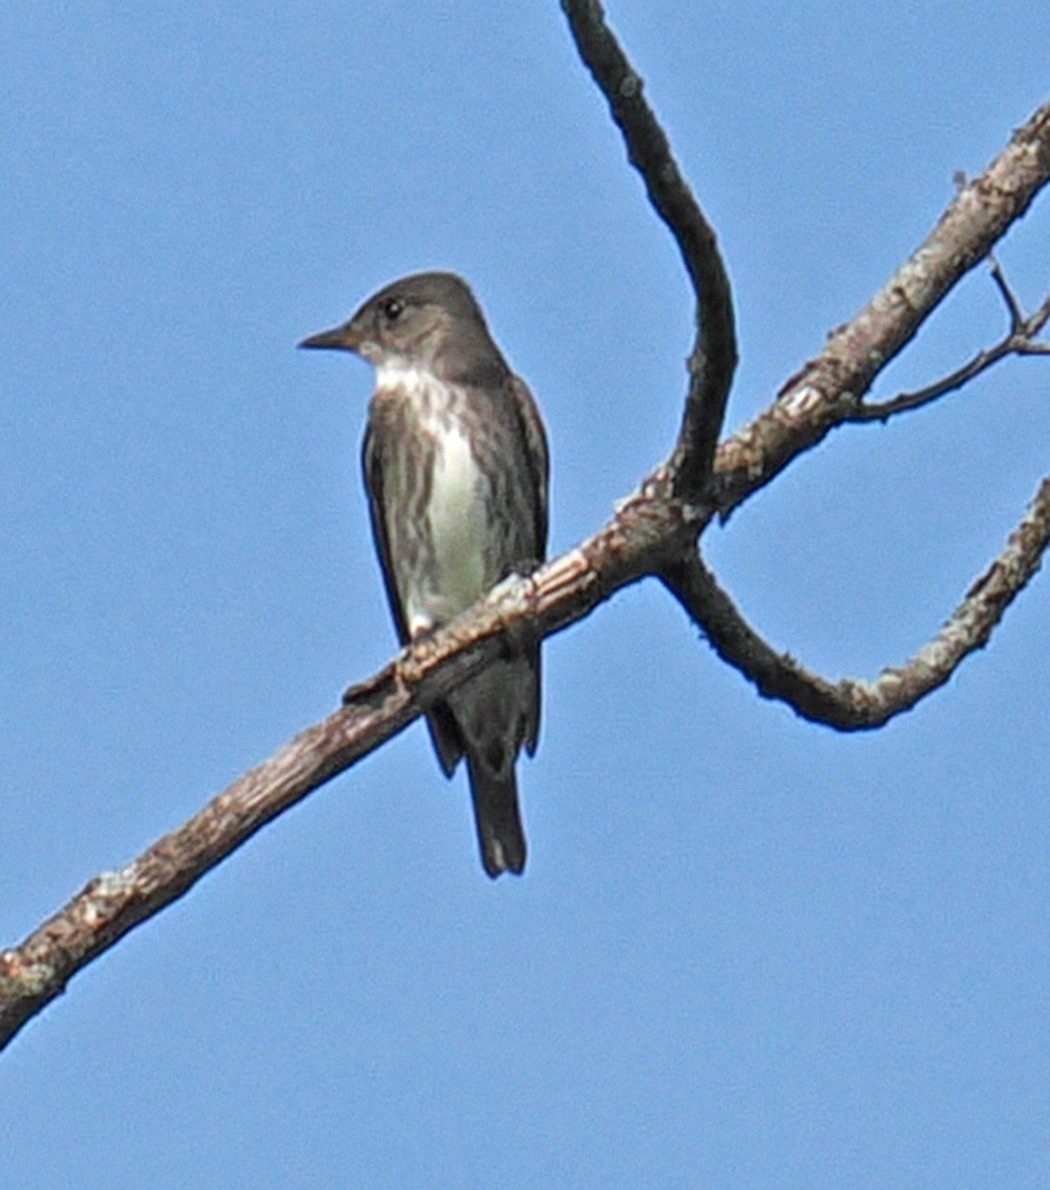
361;419;410;648
362;414;464;776
506;374;549;757
508;374;550;559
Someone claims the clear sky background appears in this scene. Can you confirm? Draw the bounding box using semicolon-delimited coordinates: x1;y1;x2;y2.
3;3;1049;1187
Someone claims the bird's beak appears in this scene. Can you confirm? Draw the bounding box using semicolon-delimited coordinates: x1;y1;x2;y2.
298;322;361;352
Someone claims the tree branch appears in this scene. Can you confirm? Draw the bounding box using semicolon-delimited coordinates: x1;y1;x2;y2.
661;474;1050;728
561;0;737;504
0;493;694;1051
715;100;1050;516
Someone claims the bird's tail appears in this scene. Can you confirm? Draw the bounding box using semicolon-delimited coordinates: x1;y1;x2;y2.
465;755;526;879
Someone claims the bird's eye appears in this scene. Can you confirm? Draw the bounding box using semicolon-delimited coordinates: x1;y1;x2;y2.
381;297;404;322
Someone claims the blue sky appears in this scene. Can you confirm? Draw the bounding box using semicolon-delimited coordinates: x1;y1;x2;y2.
3;3;1049;1186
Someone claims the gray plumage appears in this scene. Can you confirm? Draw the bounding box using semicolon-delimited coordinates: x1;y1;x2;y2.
300;272;549;877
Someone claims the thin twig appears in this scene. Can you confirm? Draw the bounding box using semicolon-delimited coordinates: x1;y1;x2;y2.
561;0;737;504
661;474;1050;728
988;257;1050;349
849;266;1050;422
990;255;1026;328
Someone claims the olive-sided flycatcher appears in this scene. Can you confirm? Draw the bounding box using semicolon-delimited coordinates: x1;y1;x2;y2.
300;272;549;878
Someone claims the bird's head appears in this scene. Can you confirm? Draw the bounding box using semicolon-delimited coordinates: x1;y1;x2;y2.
298;271;494;378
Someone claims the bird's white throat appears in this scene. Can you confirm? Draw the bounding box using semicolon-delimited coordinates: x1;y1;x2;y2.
375;358;436;393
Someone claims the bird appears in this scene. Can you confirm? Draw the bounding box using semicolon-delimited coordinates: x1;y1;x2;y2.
299;272;549;878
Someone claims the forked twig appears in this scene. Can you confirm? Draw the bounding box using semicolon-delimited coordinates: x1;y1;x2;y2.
849;261;1050;423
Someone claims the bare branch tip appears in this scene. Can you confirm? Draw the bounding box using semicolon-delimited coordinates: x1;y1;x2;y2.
989;255;1026;329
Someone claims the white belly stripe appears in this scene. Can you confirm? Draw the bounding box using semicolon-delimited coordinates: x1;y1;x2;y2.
399;392;489;635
